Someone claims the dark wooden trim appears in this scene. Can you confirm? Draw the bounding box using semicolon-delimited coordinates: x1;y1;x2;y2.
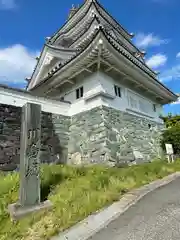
26;45;46;89
30;28;101;91
49;1;92;43
104;29;156;77
31;28;177;99
101;29;177;97
95;0;131;38
68;15;101;48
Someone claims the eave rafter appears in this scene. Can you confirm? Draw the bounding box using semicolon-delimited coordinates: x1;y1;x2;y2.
27;43;78;90
29;1;150;90
69;16;101;49
65;19;156;81
46;59;98;95
100;33;177;101
55;11;95;46
104;31;157;79
48;0;132;45
49;1;91;43
102;59;146;90
30;28;101;91
99;59;174;104
132;84;163;102
30;27;177;103
47;0;143;68
97;39;103;70
94;0;132;40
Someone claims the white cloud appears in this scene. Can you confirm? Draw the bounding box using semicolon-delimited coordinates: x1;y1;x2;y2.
0;0;16;9
159;76;173;82
176;52;180;58
171;97;180;105
160;64;180;82
0;44;38;85
134;33;169;48
146;54;167;69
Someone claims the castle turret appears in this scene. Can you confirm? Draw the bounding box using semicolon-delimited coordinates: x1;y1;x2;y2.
27;0;177;108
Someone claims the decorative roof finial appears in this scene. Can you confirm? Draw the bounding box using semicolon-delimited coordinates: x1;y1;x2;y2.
25;77;31;82
130;33;135;38
68;4;78;19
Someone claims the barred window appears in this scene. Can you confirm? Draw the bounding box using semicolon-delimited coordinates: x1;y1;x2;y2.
114;85;121;97
76;86;84;99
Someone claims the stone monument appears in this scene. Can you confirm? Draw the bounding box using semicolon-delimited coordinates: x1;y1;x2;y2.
165;143;174;163
8;103;52;220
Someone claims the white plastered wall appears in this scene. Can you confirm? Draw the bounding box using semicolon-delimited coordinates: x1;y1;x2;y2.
0;87;70;116
56;72;164;123
0;71;164;123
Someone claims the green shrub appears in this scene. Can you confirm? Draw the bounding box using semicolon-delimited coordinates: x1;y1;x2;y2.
161;124;180;154
161;114;180;128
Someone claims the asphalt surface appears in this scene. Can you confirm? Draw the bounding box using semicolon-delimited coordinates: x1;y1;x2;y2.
89;177;180;240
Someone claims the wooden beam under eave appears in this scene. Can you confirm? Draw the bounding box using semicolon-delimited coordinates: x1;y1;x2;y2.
134;84;150;92
53;78;73;89
46;87;55;95
47;60;97;93
101;59;127;77
84;68;92;73
155;96;164;101
66;80;75;84
105;66;113;72
97;46;103;70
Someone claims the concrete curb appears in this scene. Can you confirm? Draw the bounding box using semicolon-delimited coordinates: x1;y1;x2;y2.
52;172;180;240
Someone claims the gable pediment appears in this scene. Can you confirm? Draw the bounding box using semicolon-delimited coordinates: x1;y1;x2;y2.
27;45;75;90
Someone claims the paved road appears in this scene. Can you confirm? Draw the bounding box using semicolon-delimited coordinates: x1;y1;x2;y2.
89;177;180;240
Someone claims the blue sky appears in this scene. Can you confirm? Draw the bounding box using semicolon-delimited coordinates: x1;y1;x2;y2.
0;0;179;114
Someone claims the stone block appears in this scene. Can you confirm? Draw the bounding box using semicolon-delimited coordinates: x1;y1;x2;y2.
8;200;53;221
0;163;17;171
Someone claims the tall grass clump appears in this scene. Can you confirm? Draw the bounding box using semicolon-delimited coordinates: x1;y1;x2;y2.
0;159;180;240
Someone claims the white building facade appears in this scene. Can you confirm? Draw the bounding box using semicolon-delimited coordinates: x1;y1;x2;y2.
25;0;178;165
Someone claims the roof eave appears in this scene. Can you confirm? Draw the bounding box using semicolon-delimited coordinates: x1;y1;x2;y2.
27;44;47;90
100;31;177;101
30;29;103;91
48;0;89;43
30;30;177;103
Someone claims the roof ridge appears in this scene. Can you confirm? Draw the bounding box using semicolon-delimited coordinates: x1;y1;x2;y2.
32;27;177;98
68;15;102;48
99;29;177;97
30;27;102;91
48;1;91;44
94;1;131;38
103;28;156;77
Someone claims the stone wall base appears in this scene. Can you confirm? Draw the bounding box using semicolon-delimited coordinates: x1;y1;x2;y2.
8;200;53;221
68;106;164;166
0;103;70;171
0;104;164;169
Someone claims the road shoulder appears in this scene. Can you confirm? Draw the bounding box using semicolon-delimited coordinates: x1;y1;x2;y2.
52;172;180;240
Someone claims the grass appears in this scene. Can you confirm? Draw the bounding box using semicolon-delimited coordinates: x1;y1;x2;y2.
0;159;180;240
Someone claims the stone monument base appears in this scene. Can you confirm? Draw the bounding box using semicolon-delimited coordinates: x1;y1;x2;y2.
8;200;53;221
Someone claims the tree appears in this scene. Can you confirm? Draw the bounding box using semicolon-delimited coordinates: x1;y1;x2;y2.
160;114;180;128
161;114;180;154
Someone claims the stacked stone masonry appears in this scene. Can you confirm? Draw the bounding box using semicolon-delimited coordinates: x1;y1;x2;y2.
68;107;108;165
0;103;164;171
68;106;164;166
0;103;70;171
102;106;164;165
